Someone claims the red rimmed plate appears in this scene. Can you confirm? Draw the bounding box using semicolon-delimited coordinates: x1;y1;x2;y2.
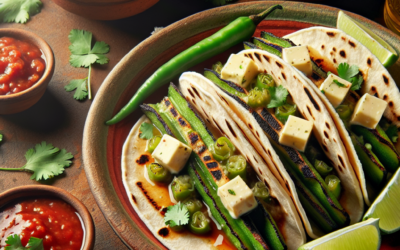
82;1;400;249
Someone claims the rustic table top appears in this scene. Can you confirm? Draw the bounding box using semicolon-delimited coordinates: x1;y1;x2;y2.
0;0;388;249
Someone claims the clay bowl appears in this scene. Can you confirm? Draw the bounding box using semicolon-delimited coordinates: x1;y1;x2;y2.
0;29;55;115
51;0;159;20
0;185;94;250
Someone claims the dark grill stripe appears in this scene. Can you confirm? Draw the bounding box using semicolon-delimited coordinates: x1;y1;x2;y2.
206;162;218;169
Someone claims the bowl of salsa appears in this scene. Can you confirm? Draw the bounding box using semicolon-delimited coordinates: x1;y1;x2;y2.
0;185;94;250
0;29;55;115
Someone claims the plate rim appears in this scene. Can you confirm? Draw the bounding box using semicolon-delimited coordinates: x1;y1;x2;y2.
82;1;400;249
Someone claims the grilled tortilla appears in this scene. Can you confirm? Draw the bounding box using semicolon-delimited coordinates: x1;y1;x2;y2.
179;50;364;239
284;27;400;205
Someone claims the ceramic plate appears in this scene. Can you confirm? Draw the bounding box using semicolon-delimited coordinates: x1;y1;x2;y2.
82;1;400;249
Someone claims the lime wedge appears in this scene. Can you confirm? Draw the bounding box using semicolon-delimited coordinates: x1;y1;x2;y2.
364;167;400;234
298;218;381;250
337;10;398;67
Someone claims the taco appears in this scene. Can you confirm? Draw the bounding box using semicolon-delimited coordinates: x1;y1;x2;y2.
264;26;400;205
177;49;364;239
122;82;306;249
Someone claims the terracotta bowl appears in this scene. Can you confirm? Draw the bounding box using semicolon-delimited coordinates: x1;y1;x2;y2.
51;0;159;20
0;185;94;250
0;29;55;115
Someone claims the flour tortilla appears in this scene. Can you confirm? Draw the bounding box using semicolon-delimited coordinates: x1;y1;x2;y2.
179;74;306;249
284;27;400;205
122;116;219;250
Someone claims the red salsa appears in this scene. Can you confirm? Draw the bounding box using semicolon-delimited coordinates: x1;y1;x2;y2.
0;199;84;250
0;37;46;95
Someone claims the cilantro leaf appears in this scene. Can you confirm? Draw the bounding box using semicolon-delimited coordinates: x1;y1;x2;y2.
139;123;153;140
67;29;110;100
333;79;346;88
164;202;190;227
337;63;359;81
23;142;73;181
267;85;288;108
5;234;43;250
228;189;236;195
385;125;398;143
65;78;88;100
0;0;42;24
350;74;363;91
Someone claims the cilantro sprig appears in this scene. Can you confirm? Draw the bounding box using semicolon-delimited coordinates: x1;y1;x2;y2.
336;63;364;91
5;234;44;250
164;202;190;227
139;122;153;140
65;29;110;100
0;142;73;181
0;0;42;24
267;85;289;108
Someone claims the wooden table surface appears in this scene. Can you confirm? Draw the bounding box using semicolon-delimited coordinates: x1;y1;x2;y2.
0;0;389;249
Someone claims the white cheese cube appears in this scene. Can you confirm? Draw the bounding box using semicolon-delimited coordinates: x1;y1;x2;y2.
282;46;312;76
279;115;314;152
350;93;388;129
151;134;192;174
319;74;351;108
221;54;259;88
217;176;257;219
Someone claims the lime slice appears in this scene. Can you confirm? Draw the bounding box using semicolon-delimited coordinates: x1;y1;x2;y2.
364;167;400;234
298;218;381;250
337;10;398;67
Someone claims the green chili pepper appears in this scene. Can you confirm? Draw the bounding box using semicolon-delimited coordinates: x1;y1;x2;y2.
325;175;341;199
106;5;283;125
189;211;211;235
172;175;195;201
183;198;203;216
227;155;247;180
248;88;271;109
252;181;270;202
147;163;172;183
212;137;235;161
255;73;275;90
147;135;161;153
212;61;224;75
275;104;297;124
314;160;333;177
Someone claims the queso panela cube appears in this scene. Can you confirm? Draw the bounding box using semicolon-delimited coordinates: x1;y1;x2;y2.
217;176;257;219
221;54;259;88
282;46;312;76
350;93;388;129
279;115;314;152
151;134;192;174
319;74;351;108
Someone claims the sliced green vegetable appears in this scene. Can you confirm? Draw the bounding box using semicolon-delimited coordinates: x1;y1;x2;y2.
212;137;236;161
227;155;247;181
212;61;224;75
147;163;172;183
325;175;342;199
189;211;211;235
248;88;271;109
183;198;203;216
275;104;296;124
147;135;161;153
171;175;195;201
314;160;333;177
260;31;294;48
255;73;275;90
204;69;247;98
252;181;270;202
253;37;282;57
